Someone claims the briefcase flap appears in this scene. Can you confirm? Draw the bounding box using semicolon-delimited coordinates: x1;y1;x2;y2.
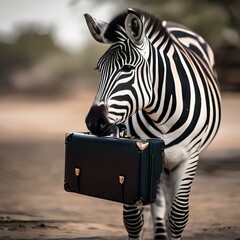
64;132;164;205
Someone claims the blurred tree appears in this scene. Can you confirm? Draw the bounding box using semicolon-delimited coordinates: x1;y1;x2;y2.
74;0;240;48
73;0;240;90
0;26;67;94
0;25;62;75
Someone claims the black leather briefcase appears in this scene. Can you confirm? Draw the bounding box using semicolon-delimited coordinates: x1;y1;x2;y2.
64;132;164;206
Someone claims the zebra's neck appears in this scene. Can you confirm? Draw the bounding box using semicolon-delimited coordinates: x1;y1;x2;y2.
144;30;177;133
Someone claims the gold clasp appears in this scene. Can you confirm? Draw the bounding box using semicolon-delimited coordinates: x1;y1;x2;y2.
65;132;72;140
75;168;80;176
119;176;125;185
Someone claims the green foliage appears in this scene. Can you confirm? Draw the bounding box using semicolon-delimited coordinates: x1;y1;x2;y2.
132;0;239;47
0;23;108;96
0;1;239;96
0;27;81;96
0;27;62;76
77;0;240;48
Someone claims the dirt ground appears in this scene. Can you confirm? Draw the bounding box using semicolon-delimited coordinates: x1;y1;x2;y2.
0;91;239;240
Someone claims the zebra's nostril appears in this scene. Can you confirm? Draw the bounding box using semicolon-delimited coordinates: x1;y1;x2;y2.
98;117;107;129
85;105;113;136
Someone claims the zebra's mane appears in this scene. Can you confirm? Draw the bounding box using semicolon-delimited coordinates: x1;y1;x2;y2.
104;9;164;43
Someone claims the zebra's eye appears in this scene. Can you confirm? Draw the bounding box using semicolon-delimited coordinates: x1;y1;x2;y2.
121;65;134;72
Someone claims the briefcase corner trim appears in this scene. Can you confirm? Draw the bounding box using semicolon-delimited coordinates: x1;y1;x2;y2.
64;180;72;192
65;132;73;144
136;141;149;151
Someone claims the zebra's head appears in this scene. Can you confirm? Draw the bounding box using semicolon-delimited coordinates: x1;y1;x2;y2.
85;8;153;136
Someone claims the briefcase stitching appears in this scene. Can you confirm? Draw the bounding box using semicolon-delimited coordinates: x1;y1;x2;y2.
148;141;154;203
133;141;149;206
64;180;72;192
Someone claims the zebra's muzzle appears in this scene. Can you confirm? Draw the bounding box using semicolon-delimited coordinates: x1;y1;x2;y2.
85;104;116;136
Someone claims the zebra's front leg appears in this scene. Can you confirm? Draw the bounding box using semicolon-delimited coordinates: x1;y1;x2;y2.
151;170;171;240
168;155;199;240
123;204;144;239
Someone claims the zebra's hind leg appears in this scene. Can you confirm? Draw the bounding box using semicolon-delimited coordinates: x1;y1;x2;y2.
151;170;171;240
168;154;199;240
123;204;144;239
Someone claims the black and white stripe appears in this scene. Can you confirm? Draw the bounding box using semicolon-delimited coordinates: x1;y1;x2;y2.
85;8;221;240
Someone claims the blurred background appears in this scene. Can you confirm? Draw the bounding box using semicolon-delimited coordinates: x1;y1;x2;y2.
0;0;239;98
0;0;239;239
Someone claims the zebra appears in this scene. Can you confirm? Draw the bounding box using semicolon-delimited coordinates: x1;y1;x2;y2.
84;8;221;240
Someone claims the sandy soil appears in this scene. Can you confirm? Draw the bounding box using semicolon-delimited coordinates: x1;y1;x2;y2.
0;91;239;240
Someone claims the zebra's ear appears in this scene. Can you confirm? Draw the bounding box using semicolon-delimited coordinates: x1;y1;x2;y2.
125;9;144;46
84;13;109;43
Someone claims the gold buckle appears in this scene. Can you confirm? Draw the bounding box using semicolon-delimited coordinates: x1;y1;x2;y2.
75;168;80;176
119;175;125;184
